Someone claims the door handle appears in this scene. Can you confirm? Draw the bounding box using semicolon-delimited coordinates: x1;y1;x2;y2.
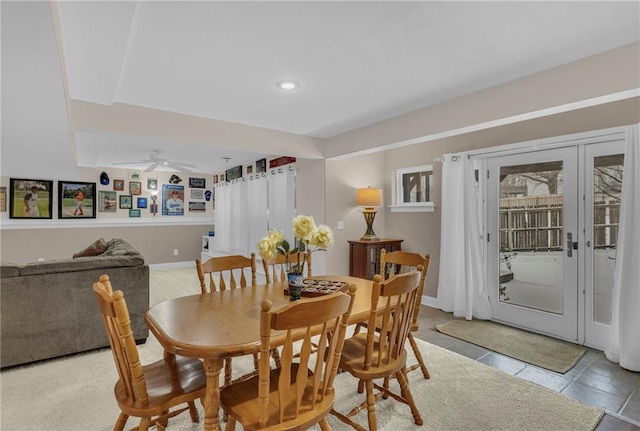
567;232;573;257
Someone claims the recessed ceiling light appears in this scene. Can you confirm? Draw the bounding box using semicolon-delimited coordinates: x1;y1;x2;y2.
276;80;299;90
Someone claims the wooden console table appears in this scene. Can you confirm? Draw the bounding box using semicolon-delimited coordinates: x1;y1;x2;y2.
348;238;403;279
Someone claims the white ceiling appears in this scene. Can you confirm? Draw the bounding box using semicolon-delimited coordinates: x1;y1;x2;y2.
2;1;640;177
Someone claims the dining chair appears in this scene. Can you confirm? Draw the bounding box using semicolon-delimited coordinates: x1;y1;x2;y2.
93;274;206;431
196;253;257;293
261;252;312;283
196;254;273;390
380;249;431;377
353;249;431;382
331;270;424;431
220;285;357;430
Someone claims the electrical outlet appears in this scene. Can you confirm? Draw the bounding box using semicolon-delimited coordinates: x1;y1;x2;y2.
337;220;344;230
173;249;179;256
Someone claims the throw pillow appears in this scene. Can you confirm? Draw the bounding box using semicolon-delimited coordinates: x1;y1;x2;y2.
73;238;108;258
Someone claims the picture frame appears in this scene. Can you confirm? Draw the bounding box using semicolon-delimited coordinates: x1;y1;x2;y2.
189;177;206;188
137;197;148;208
113;179;124;191
129;181;142;195
9;178;53;219
98;190;117;212
190;189;204;200
0;186;7;212
147;178;158;191
246;164;253;175
188;201;206;211
256;158;267;173
58;181;96;219
162;184;184;216
213;174;218;184
119;194;133;209
129;209;141;218
226;165;242;181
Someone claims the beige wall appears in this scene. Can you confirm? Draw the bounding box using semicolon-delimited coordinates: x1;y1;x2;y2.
322;42;640;158
0;162;328;267
322;42;639;298
2;43;638;285
325;100;639;298
0;224;209;265
325;152;387;276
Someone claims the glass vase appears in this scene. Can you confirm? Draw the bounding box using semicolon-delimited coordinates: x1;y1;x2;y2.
287;272;303;301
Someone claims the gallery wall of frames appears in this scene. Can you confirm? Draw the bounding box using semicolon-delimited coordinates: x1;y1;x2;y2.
0;157;296;222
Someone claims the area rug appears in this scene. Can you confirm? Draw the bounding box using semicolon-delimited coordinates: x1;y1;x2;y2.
0;336;603;430
436;319;587;373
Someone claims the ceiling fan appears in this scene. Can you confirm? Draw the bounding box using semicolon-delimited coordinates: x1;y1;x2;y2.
112;150;197;173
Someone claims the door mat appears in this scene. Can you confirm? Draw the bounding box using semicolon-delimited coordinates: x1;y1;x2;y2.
436;319;586;373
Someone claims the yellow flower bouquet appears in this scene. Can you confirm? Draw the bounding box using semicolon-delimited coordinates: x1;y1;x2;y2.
258;214;334;276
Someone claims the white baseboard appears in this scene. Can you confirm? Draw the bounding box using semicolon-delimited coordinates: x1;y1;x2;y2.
149;261;194;270
421;295;439;309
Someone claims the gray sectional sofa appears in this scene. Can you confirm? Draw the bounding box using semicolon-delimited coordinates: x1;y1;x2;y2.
0;238;149;368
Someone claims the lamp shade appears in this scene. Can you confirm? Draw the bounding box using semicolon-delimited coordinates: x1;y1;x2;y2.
356;188;382;208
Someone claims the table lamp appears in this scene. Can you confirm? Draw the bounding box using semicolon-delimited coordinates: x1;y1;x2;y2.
356;187;383;241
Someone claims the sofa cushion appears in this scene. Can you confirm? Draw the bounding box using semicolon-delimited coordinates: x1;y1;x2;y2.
104;238;142;257
1;264;21;279
19;255;144;276
72;238;109;258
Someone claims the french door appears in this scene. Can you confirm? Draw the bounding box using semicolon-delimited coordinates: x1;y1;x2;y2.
486;137;625;348
487;147;579;341
583;141;624;348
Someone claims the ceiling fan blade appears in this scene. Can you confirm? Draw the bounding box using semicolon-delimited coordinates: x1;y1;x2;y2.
144;163;159;173
112;160;150;165
175;162;197;168
166;162;194;173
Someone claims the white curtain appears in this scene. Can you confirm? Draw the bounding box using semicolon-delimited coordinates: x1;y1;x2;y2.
214;183;232;253
213;168;296;256
268;168;297;243
247;176;268;256
437;153;491;320
606;124;640;371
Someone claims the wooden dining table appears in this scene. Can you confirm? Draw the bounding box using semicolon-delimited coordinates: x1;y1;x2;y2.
145;275;375;431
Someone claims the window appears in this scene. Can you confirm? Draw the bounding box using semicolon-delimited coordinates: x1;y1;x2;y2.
392;164;435;212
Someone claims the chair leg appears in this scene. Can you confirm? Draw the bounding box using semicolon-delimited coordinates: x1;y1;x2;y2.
352;323;363;336
114;412;128;431
319;417;331;431
382;376;390;399
270;348;281;368
365;379;378;431
407;332;430;379
224;358;233;387
138;416;151;431
224;416;237;431
395;368;423;426
357;378;365;393
158;410;169;427
187;401;200;423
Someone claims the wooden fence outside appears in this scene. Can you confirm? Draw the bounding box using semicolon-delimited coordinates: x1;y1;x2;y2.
499;195;619;252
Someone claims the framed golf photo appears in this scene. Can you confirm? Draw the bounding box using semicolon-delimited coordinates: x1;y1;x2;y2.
9;178;53;219
58;181;96;219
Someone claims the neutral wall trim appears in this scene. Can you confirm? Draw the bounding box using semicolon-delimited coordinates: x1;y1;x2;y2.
422;295;439;309
0;216;214;230
327;89;640;161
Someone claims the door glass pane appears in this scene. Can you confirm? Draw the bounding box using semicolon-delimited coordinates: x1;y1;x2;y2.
498;161;564;314
592;154;624;325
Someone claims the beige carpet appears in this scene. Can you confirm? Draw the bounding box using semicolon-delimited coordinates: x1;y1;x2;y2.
0;335;603;430
436;319;587;373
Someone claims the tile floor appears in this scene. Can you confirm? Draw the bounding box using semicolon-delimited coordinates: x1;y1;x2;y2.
414;305;640;431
